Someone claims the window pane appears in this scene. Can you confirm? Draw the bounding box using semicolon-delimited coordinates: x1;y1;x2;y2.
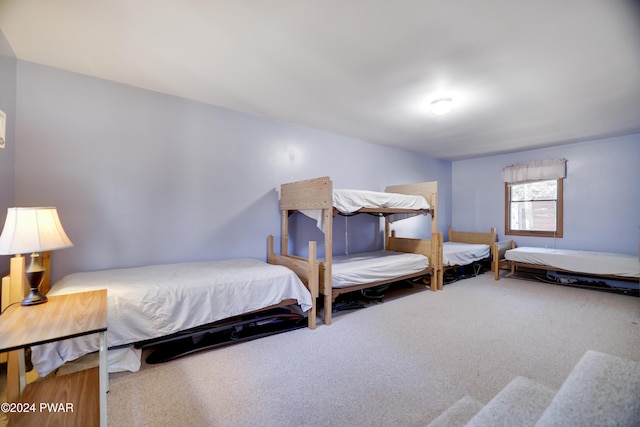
510;180;557;202
506;178;562;237
510;200;557;231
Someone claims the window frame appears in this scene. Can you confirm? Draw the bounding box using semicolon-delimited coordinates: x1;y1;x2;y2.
504;178;563;238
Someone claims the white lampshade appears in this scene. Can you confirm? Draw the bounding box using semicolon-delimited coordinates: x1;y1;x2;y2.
0;207;73;255
430;97;454;115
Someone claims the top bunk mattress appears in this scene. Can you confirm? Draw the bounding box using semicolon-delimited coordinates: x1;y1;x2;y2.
443;242;490;267
331;250;429;288
301;189;431;229
505;247;640;278
31;258;313;376
332;189;430;213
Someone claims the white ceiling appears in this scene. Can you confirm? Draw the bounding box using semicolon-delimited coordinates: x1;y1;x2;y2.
1;0;639;161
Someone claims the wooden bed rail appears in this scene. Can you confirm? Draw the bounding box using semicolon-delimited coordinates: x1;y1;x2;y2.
388;233;433;257
267;235;319;329
387;230;442;291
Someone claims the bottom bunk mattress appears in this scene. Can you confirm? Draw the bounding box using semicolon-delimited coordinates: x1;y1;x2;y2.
505;247;640;279
331;250;429;288
31;258;313;376
442;242;490;267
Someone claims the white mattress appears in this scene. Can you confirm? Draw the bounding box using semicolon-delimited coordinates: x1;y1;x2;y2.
31;258;313;376
301;189;430;230
331;250;429;288
332;189;430;213
443;242;490;267
505;247;640;278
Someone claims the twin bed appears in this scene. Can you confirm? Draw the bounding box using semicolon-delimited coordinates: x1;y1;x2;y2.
442;226;496;282
30;256;315;376
495;245;640;283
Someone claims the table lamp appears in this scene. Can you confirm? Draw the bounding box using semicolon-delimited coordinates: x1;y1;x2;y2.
0;207;73;305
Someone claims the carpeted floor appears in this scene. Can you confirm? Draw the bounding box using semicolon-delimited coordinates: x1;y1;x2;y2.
102;274;640;427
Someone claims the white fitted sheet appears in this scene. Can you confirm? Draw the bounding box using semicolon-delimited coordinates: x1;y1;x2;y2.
331;250;429;288
301;189;430;230
332;189;430;213
31;258;313;376
443;242;490;267
505;247;640;278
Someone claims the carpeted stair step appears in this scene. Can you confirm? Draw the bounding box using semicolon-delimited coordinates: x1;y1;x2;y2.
425;395;485;427
535;350;640;427
466;376;556;427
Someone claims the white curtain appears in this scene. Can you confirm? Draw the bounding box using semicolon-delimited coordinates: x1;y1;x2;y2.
501;158;567;183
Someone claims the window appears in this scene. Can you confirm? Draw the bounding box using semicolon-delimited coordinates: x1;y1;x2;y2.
505;178;563;237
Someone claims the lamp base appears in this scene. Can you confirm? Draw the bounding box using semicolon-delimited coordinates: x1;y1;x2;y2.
21;289;48;306
23;255;47;306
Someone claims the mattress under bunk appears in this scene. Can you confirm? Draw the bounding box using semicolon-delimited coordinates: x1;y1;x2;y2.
331;250;429;288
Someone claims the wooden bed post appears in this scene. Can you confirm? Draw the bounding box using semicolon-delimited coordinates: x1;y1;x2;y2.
430;190;438;236
267;235;275;264
385;221;390;250
267;235;319;329
323;206;333;326
492;244;499;281
493;240;516;280
436;232;444;291
281;210;289;255
307;241;318;330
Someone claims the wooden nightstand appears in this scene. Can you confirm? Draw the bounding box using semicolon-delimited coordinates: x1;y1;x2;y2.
0;289;107;427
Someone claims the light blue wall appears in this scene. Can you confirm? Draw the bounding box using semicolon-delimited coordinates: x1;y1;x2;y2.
13;61;451;282
452;135;640;255
0;30;16;273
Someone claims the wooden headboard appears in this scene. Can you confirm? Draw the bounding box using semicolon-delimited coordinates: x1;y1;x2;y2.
448;227;496;245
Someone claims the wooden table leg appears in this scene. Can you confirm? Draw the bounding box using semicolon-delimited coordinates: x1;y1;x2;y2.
99;331;107;427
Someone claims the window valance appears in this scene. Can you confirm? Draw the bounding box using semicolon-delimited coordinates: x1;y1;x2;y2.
501;158;567;183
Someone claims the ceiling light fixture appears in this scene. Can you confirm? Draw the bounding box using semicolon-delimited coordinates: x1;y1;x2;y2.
430;97;453;115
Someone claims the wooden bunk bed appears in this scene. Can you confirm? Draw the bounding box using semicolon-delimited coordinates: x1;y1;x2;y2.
269;176;440;325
